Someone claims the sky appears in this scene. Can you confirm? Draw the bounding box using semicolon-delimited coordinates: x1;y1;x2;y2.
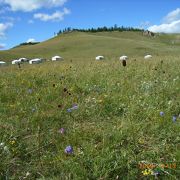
0;0;180;50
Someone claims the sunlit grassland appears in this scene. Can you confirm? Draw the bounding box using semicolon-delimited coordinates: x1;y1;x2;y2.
0;56;180;179
1;31;180;61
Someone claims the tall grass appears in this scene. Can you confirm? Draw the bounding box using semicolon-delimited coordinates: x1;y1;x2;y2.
0;57;179;179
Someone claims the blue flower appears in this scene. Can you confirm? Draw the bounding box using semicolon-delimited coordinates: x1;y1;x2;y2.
160;111;164;116
67;108;72;113
65;145;73;154
67;104;78;113
172;115;177;122
28;88;33;94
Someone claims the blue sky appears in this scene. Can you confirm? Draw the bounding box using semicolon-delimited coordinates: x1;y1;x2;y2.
0;0;180;50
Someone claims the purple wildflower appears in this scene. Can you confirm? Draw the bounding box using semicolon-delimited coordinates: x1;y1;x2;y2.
160;111;164;116
59;128;65;134
71;104;78;110
65;145;73;154
172;115;177;122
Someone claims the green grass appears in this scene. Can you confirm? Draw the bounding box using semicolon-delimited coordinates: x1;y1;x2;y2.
1;31;180;61
0;58;180;179
0;31;180;179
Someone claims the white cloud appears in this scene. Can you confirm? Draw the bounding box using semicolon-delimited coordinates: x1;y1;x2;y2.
148;8;180;33
163;8;180;23
0;43;6;49
34;8;70;22
26;38;36;43
148;20;180;33
1;0;68;12
0;22;13;37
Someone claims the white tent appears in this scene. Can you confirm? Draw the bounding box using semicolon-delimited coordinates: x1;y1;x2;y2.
144;55;152;59
29;58;42;64
19;58;28;62
52;56;63;61
12;59;21;65
95;56;104;60
120;55;128;61
0;61;6;66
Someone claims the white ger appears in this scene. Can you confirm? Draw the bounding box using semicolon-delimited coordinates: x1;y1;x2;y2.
29;58;42;64
95;56;104;60
0;61;6;66
12;59;21;65
144;55;152;59
52;56;63;61
120;55;128;61
19;58;28;62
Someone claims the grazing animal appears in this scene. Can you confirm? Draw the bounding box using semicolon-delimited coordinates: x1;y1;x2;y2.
122;60;127;67
29;58;42;64
18;62;21;68
144;55;152;59
120;55;128;61
96;56;104;60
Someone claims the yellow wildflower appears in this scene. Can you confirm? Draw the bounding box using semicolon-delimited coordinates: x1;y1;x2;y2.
142;169;153;176
138;138;145;144
97;99;103;103
10;140;16;145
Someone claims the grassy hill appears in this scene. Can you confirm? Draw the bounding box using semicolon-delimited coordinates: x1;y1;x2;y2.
1;31;180;61
0;31;180;179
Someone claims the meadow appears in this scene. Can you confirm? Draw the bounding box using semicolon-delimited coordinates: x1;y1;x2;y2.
0;31;180;179
1;31;180;61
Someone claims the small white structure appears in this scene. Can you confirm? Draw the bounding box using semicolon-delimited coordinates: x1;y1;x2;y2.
12;59;21;65
95;56;104;60
120;55;128;61
0;61;6;66
29;58;42;64
19;58;28;62
144;55;152;59
52;56;63;61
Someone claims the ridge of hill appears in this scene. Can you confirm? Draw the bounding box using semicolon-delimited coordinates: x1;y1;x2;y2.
0;31;180;61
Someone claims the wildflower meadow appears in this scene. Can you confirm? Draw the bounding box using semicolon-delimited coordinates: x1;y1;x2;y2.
0;56;179;179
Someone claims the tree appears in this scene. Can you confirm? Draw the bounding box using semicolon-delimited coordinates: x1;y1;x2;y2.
114;24;118;30
57;26;143;34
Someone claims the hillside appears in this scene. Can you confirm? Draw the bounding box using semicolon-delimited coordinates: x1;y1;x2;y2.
0;31;180;179
1;31;180;61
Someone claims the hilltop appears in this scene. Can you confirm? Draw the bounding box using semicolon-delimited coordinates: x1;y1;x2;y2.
1;31;180;61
